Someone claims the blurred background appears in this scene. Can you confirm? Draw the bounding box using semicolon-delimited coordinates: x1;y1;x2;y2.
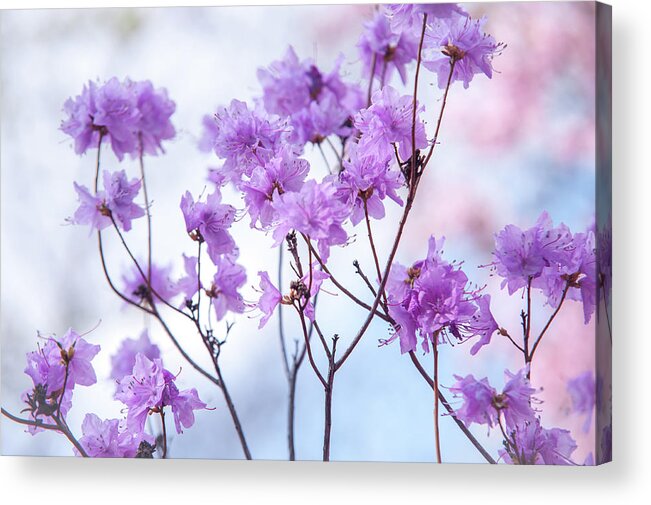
1;2;597;463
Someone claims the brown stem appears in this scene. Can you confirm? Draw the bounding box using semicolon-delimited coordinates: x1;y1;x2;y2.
138;138;153;291
433;339;442;463
363;198;388;310
159;410;168;459
296;304;326;388
1;408;89;457
411;14;428;177
408;352;496;464
214;363;252;460
278;247;291;380
529;281;571;362
308;240;391;323
323;337;338;461
422;59;457;170
366;52;378;107
287;366;298;461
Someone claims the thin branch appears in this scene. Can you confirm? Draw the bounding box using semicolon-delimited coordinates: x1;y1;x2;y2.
366;52;378;106
159;410;168;459
138;138;153;291
433;338;442;463
296;304;327;388
422;59;457;170
363;198;388;310
278;247;291;380
1;408;89;457
529;281;571;361
407;352;496;464
308;240;391;323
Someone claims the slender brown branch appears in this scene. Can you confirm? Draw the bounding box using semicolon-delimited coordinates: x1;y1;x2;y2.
407;352;496;464
278;247;291;380
312;320;332;359
529;281;571;361
2;408;58;431
322;336;338;461
214;362;252;460
366;52;378;107
296;304;327;388
363;198;388;310
411;13;428;178
308;241;391;323
422;59;457;170
433;338;442;463
1;408;89;457
138;138;153;291
159;410;168;459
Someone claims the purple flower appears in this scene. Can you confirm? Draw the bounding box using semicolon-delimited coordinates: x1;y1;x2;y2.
206;255;247;321
354;86;427;160
175;254;201;306
71;182;112;231
385;236;499;354
449;374;498;427
61;77;176;160
102;170;145;231
257;271;282;329
357;11;419;85
335;145;403;226
500;368;539;429
110;330;161;382
22;329;99;433
25;329;100;391
290;93;355;145
500;419;577;465
71;169;144;232
258;47;363;146
272;179;349;262
422;15;504;89
492;213;596;322
61;78;140;160
567;371;596;433
79;414;154;458
161;370;207;434
241;146;310;229
115;354;166;432
129;79;176;156
450;368;537;430
198;113;221;153
180;190;236;263
116;354;207;435
492;212;573;294
208;99;289;184
383;3;467;33
121;261;178;307
61;81;103;157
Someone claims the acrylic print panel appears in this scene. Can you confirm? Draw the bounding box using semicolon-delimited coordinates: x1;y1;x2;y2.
0;2;612;464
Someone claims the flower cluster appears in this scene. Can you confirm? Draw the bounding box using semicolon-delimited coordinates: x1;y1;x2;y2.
78;413;155;458
115;353;207;434
257;46;363;146
491;212;597;323
384;236;499;355
61;77;176;160
450;367;538;429
22;329;100;433
72;170;144;232
332;143;403;226
500;419;578;465
423;13;505;89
